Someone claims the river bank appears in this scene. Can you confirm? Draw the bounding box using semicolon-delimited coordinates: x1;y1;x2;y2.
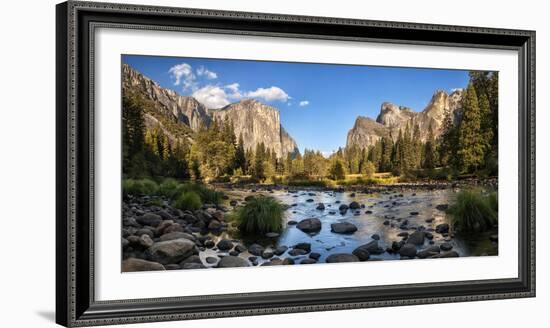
122;181;498;272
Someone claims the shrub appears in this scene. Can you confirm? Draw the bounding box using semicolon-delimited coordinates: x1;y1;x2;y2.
174;183;224;205
122;178;158;196
173;191;202;211
158;178;180;198
448;189;498;233
234;196;284;234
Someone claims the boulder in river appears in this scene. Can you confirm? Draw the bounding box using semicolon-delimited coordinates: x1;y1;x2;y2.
296;218;322;233
293;242;312;253
217;256;250;268
160;231;195;242
407;231;425;245
355;240;385;255
435;204;449;211
352;247;370;261
248;244;265;256
316;203;325;210
288;248;308;256
326;253;360;263
349;201;360;210
440;242;453;251
398;243;417;258
417;245;441;259
330;222;358;234
436;223;450;234
217;239;234;251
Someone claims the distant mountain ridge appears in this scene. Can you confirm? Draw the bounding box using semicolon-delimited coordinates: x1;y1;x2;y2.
122;64;299;158
347;89;464;149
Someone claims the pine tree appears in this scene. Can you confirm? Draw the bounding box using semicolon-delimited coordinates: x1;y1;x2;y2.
423;123;437;170
456;82;485;173
439;107;457;168
380;135;393;172
235;134;246;173
412;123;422;168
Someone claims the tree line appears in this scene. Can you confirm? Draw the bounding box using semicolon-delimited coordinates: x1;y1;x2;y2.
123;71;498;183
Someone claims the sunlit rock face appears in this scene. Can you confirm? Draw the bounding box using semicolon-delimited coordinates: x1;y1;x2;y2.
212;99;299;158
347;90;464;149
122;65;299;157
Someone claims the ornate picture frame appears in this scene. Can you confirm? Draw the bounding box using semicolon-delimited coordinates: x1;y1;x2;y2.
56;1;535;326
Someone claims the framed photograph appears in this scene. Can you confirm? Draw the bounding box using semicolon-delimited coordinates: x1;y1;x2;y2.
56;1;535;326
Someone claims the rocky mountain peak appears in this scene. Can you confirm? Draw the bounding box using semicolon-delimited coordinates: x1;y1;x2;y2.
122;64;211;132
122;64;300;159
347;89;464;149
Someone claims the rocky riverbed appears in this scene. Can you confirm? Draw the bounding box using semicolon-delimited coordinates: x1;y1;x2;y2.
122;185;498;272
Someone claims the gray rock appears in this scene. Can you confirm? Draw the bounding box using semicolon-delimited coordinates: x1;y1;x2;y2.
164;264;181;270
355;240;385;255
146;238;195;264
208;219;222;230
309;252;321;260
296;218;322;233
326;253;360;263
407;231;425;245
159;231;196;242
179;255;202;265
217;239;234;251
288;248;308;256
136;213;163;227
122;258;165;272
139;234;154;248
300;258;317;264
265;232;279;238
217;256;250;268
181;263;206;269
282;258;295;265
293;243;311;253
330;222;358;234
246;244;263;256
287;220;298;225
262;250;274;259
349;201;361;210
371;234;380;240
352;247;370;261
274;245;288;256
205;257;218;264
435;223;450;234
316;203;325;210
435;204;449;211
398;243;417;258
432;251;459;258
417;245;441;259
440;242;453;251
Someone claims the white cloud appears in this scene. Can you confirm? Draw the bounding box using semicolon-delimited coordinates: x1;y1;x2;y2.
196;66;218;79
168;63;196;90
299;100;310;107
225;83;243;100
192;85;231;109
245;86;290;102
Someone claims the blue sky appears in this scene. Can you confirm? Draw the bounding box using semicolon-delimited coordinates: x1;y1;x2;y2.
122;54;470;155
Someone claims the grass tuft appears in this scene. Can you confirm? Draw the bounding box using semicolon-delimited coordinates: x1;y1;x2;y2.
233;196;284;234
173;191;202;211
448;189;498;233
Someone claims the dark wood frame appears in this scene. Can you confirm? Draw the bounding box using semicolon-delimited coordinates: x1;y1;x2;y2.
56;1;536;326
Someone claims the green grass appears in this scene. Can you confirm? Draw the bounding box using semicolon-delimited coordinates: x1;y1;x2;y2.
233;196;284;234
157;178;180;198
122;178;159;196
174;183;224;205
173;191;202;211
448;189;498;233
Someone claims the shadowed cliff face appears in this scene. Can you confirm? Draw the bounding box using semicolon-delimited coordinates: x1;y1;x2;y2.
122;64;299;158
347;90;464;149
